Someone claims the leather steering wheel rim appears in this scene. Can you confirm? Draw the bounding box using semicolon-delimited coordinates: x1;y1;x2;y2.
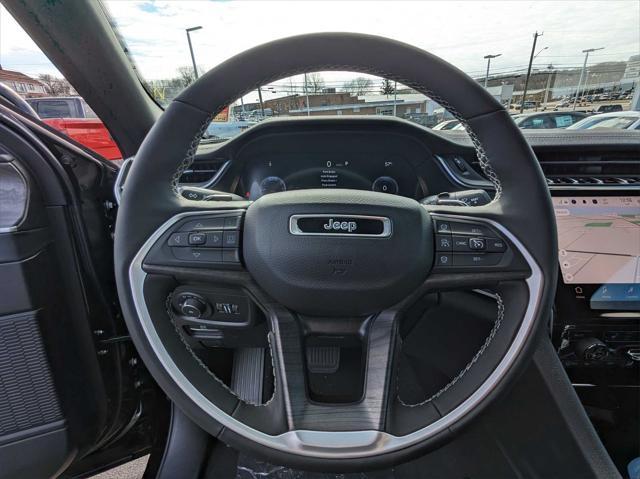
114;33;557;471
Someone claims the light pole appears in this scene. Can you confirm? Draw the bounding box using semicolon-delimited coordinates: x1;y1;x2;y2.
186;26;202;80
483;54;501;88
573;47;604;111
520;32;544;113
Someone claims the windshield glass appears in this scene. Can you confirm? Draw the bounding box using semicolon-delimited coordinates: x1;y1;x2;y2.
104;1;640;141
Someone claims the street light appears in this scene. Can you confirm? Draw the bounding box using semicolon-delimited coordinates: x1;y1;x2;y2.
573;47;604;111
186;26;202;79
483;54;501;88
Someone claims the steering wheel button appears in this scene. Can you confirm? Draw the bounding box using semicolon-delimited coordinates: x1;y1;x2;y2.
172;247;222;263
486;238;507;252
189;232;206;245
435;220;451;233
223;231;239;247
450;222;490;236
224;216;242;229
222;248;240;263
206;231;223;247
435;234;452;251
452;235;470;251
468;237;486;250
181;217;225;231
168;232;189;247
436;253;452;267
453;253;502;267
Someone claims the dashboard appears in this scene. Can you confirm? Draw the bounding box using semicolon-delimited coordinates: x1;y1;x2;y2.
185;118;640;371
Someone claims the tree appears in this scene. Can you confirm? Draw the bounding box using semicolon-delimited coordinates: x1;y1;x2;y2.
380;78;396;95
305;73;325;94
37;74;73;95
176;66;197;87
342;77;373;95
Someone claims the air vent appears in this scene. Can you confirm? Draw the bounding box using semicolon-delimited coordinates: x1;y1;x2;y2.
179;160;225;184
468;151;639;188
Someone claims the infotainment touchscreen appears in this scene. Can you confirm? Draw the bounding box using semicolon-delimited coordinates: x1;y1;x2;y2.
553;196;640;311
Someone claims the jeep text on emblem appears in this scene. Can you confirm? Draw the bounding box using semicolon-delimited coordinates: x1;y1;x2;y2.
323;218;358;233
289;214;392;237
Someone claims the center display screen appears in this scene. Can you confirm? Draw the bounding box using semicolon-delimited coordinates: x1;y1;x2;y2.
553;196;640;310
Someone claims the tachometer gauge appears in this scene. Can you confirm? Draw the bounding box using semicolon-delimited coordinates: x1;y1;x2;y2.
259;176;286;195
372;176;399;195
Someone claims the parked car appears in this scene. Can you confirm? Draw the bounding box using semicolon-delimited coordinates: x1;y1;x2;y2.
592;104;623;114
203;118;256;141
567;110;640;130
27;96;122;160
511;111;587;129
432;119;460;130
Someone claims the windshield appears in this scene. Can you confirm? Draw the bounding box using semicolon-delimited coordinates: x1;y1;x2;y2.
568;115;639;129
104;1;640;141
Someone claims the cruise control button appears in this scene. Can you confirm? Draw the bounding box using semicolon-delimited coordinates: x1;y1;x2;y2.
189;232;206;245
435;221;451;234
469;237;485;250
168;232;189;247
172;247;222;263
450;222;491;236
206;231;223;247
436;234;452;251
452;235;470;251
453;253;502;267
435;253;452;267
181;217;225;231
486;238;507;252
223;231;239;247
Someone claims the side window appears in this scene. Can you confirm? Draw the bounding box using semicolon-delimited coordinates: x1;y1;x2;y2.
520;117;547;129
554;115;574;128
81;100;98;119
37;100;72;118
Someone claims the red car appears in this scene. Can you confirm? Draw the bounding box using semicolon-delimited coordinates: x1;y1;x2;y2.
26;96;122;160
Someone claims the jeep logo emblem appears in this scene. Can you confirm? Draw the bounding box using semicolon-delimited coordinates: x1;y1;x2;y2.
289;214;392;238
324;218;357;233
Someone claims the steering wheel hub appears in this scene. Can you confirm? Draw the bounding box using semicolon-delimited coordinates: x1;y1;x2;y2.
243;189;434;316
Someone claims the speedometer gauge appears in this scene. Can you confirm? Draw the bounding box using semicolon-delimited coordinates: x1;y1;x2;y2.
372;176;399;195
259;176;287;195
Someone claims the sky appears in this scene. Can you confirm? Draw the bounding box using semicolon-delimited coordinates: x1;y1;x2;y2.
1;1;639;102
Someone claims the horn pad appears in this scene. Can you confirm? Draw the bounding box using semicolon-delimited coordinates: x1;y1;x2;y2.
243;189;434;316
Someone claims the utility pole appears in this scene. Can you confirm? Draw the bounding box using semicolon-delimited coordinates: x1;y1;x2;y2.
393;80;397;116
257;87;265;117
304;73;310;116
520;31;543;113
573;47;604;111
542;64;554;110
483;54;501;88
185;26;203;80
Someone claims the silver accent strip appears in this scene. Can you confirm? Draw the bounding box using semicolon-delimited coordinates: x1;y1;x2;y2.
289;214;392;238
114;157;133;205
128;211;543;458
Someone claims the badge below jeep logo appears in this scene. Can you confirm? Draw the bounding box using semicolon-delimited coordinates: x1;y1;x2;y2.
323;218;357;233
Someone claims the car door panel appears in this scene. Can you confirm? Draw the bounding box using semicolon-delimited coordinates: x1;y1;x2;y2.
0;112;156;479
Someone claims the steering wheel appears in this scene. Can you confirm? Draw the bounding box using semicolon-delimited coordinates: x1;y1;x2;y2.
115;33;557;471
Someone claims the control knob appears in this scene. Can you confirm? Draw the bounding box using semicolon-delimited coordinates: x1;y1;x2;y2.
180;297;208;318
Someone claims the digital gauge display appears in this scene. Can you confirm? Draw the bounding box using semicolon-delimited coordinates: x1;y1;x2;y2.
242;154;418;200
